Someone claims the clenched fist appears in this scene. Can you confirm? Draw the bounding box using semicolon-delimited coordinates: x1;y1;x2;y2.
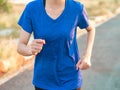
76;55;91;70
30;39;46;55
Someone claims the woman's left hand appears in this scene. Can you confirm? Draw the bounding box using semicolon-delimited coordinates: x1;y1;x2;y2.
76;55;91;70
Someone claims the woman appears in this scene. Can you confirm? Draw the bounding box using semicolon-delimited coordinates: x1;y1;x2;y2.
17;0;95;90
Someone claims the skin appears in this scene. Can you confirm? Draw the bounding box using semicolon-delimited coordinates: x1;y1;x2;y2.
17;0;95;90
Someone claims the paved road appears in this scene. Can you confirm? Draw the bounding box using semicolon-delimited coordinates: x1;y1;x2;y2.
0;14;120;90
0;70;34;90
78;14;120;90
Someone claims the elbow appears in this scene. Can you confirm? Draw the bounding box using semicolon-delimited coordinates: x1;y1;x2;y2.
17;43;32;56
92;27;96;34
89;27;96;36
17;44;21;55
17;43;24;55
86;25;96;33
91;27;95;33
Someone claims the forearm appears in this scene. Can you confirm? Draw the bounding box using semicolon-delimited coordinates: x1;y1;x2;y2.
17;43;32;56
84;27;95;57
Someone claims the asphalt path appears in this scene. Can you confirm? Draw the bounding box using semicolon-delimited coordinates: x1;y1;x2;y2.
79;14;120;90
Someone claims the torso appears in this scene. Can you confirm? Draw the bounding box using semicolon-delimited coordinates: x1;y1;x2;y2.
25;0;87;89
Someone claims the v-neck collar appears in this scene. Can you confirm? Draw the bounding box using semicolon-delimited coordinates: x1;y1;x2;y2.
41;0;68;22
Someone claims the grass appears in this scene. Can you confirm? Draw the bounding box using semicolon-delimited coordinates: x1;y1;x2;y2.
0;3;25;30
0;13;18;29
0;38;25;74
0;29;20;39
0;3;25;38
0;38;19;61
0;0;12;13
79;0;120;17
0;38;34;78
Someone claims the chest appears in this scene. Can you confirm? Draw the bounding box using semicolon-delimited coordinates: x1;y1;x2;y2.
31;10;79;42
45;7;64;20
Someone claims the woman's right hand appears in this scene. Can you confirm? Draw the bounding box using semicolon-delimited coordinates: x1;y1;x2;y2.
30;39;46;55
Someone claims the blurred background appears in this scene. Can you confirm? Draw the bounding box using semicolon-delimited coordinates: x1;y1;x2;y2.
0;0;120;89
0;0;34;78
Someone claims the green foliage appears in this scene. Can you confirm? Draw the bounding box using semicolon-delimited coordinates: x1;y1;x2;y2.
0;0;11;12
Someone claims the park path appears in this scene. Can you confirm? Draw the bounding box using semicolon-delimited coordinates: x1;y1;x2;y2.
0;14;120;90
79;14;120;90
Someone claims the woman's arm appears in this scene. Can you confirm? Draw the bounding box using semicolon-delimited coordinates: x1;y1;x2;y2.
17;29;45;56
17;29;32;56
76;23;95;70
84;23;95;58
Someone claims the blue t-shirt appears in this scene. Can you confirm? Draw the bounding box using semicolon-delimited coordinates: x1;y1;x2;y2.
18;0;89;89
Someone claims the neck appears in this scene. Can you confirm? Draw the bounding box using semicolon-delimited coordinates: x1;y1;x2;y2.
46;0;65;7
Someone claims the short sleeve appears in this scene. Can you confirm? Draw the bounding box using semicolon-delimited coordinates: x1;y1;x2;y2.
78;5;89;29
18;4;33;34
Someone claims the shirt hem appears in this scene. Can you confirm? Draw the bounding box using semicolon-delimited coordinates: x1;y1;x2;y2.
32;79;83;90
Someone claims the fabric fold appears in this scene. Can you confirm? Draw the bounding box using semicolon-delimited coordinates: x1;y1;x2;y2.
66;39;80;64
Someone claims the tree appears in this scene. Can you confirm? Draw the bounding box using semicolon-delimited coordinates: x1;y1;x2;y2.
0;0;11;12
